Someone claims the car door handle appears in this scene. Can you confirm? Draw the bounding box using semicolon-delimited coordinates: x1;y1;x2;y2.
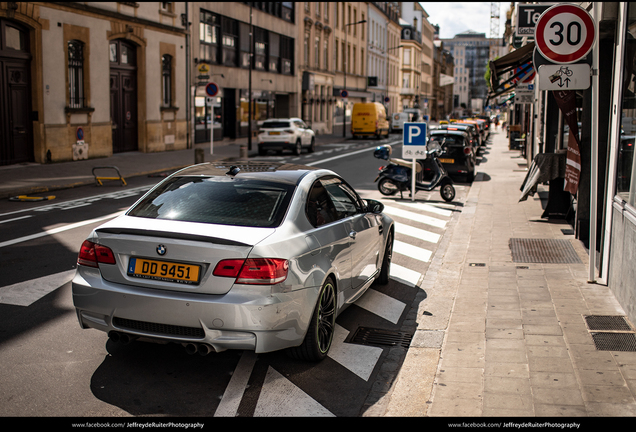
349;231;357;239
378;225;383;235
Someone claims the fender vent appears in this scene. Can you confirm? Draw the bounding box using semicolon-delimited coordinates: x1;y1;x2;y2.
351;327;413;349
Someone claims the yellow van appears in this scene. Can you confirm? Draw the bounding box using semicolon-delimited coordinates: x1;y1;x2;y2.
351;102;390;139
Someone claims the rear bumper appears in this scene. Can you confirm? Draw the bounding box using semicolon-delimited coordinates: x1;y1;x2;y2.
72;266;319;354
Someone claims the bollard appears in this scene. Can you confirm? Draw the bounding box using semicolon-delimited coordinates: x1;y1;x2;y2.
240;145;248;158
195;148;204;164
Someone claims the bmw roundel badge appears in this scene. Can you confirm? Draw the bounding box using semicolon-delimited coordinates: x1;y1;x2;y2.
156;244;167;255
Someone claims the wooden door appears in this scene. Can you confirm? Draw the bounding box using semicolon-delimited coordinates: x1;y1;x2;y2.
0;20;32;166
109;39;138;153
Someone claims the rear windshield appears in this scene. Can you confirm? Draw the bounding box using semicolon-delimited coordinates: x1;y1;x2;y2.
429;135;465;147
261;121;291;129
127;177;294;227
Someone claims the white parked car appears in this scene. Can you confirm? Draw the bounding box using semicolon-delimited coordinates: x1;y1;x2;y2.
257;118;316;156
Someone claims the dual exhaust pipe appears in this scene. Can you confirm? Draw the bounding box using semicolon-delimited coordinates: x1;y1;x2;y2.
108;331;214;356
184;342;214;356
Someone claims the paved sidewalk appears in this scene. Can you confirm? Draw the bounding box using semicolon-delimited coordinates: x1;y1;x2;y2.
384;127;636;417
0;133;347;200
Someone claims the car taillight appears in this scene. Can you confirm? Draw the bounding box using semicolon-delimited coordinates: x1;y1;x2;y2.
464;147;472;155
213;258;289;285
78;240;116;267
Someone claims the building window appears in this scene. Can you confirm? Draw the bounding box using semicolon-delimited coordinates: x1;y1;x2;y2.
269;32;280;73
280;35;294;75
162;54;172;107
404;48;411;66
324;37;329;70
221;17;238;67
254;27;267;70
200;9;219;64
304;31;310;67
314;35;320;68
68;40;84;108
324;3;329;22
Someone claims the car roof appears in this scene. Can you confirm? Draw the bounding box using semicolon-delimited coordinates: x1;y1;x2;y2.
262;118;303;123
430;130;468;136
171;162;322;185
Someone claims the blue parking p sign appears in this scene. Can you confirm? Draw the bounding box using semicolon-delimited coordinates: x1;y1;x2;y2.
402;122;427;159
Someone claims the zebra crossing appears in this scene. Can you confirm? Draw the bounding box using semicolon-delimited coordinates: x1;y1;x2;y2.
239;194;461;417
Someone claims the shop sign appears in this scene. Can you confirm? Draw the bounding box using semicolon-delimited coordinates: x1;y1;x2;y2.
516;4;551;37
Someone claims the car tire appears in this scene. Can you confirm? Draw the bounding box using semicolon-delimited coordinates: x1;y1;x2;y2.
294;140;302;156
377;231;393;285
287;277;336;362
308;137;315;153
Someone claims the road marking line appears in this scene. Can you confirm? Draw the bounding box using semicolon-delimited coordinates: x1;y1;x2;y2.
393;240;432;263
0;210;124;249
214;351;258;417
389;263;421;287
394;201;453;217
306;146;376;166
394;222;441;244
328;324;383;381
0;215;32;224
0;269;75;306
355;288;406;324
382;205;447;228
255;367;334;417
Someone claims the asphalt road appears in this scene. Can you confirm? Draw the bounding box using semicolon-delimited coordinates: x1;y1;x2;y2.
0;135;470;418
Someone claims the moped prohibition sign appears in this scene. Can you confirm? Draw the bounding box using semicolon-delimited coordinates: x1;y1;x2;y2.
535;4;596;64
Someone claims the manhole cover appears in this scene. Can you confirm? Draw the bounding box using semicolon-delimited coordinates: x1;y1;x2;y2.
351;327;413;349
509;238;582;263
591;332;636;352
585;315;633;331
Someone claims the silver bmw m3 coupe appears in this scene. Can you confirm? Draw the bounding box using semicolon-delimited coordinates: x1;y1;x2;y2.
72;161;394;361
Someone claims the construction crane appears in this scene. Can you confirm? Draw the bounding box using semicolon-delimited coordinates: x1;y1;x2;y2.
490;2;500;39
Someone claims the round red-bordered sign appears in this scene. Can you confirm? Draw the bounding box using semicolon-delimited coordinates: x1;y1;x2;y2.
205;82;219;98
535;4;596;64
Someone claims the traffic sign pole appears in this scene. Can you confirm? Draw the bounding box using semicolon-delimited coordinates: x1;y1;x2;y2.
403;122;428;201
205;83;220;155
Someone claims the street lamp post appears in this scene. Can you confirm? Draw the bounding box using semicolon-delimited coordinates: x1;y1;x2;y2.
343;19;366;138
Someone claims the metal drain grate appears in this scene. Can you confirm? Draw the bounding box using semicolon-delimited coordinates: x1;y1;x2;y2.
509;238;582;263
585;315;633;331
591;333;636;352
351;327;413;349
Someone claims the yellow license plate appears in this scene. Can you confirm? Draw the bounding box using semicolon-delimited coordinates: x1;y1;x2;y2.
127;258;200;284
269;131;280;135
439;158;454;163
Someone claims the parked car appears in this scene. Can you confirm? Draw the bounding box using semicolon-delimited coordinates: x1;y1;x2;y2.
257;118;315;156
391;112;415;133
428;129;476;182
351;102;390;139
439;123;480;149
72;162;394;362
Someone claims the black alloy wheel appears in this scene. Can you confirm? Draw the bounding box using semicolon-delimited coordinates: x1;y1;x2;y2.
377;231;393;285
287;277;336;361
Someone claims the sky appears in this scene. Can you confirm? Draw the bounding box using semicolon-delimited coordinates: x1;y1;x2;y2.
420;2;508;39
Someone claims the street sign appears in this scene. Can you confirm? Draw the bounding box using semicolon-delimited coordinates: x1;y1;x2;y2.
340;89;348;98
535;4;596;64
515;84;534;105
402;122;427;159
513;61;535;84
205;82;220;98
516;4;551;37
537;64;590;90
384;96;390;103
197;63;210;75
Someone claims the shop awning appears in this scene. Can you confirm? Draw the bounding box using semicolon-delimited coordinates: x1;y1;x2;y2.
488;42;535;101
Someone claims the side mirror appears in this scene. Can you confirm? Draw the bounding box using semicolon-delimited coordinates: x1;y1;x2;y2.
365;199;384;214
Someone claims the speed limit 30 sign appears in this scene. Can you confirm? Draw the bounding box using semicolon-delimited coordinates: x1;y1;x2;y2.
535;4;596;64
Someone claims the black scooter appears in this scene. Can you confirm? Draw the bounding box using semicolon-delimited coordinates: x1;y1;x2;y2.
373;144;456;202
